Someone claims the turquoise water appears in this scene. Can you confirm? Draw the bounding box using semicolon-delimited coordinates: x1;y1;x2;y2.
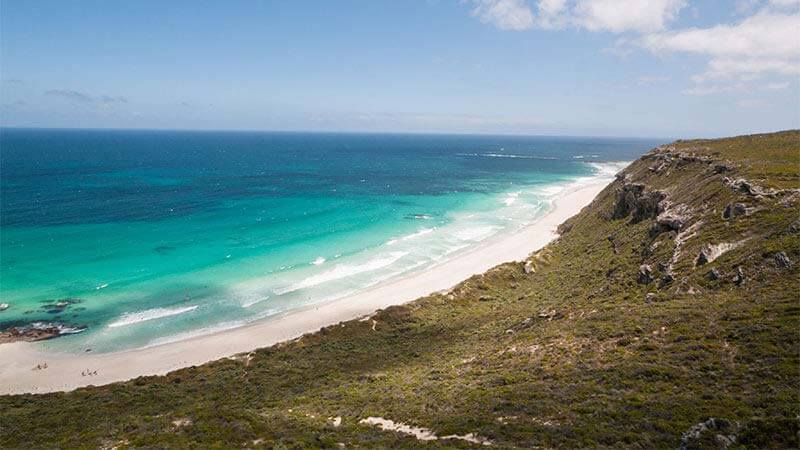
0;129;661;352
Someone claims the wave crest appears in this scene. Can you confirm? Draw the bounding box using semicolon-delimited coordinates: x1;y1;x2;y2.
107;305;198;328
275;252;408;295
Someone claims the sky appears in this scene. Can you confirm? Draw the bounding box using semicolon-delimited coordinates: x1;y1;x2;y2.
1;0;798;138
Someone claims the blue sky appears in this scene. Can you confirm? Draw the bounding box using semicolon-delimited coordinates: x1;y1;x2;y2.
1;0;798;138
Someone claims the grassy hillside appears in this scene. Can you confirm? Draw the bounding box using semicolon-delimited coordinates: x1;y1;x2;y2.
1;131;798;449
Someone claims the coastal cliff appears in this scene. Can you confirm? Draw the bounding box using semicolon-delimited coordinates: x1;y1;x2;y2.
1;131;798;448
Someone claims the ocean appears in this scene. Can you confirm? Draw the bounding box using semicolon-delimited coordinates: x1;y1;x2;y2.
0;129;663;353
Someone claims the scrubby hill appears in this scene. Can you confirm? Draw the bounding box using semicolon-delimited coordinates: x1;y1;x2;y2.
1;131;798;449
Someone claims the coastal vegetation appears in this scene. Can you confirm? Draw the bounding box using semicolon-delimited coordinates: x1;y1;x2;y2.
1;131;798;448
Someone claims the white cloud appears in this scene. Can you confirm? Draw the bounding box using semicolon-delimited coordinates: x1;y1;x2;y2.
466;0;799;100
471;0;686;32
471;0;535;30
763;81;790;90
769;0;800;7
571;0;687;32
640;11;800;85
536;0;568;28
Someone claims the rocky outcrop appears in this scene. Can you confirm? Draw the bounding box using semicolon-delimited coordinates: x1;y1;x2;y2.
654;213;686;232
707;268;722;280
790;219;800;233
0;322;86;344
637;264;653;284
696;242;742;266
723;203;748;219
659;273;674;288
651;202;691;235
680;418;739;450
774;251;792;268
724;177;777;197
713;163;732;174
732;267;745;285
648;162;667;174
523;260;535;274
523;249;552;275
612;183;665;222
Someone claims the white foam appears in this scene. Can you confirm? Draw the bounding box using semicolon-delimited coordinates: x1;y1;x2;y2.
457;152;557;160
275;251;409;295
587;161;629;178
453;226;497;242
483;153;556;160
242;296;270;308
107;305;199;328
402;227;434;241
143;319;247;348
311;256;326;266
503;192;520;206
537;185;566;196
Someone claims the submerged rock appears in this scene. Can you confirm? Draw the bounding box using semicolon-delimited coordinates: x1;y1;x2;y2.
38;298;81;315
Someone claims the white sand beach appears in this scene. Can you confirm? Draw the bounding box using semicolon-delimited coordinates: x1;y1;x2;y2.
0;177;613;395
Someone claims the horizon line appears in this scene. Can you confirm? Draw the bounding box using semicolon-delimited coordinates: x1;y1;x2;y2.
0;125;679;141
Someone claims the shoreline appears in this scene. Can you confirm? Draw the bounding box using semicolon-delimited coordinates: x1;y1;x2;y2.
0;175;614;395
